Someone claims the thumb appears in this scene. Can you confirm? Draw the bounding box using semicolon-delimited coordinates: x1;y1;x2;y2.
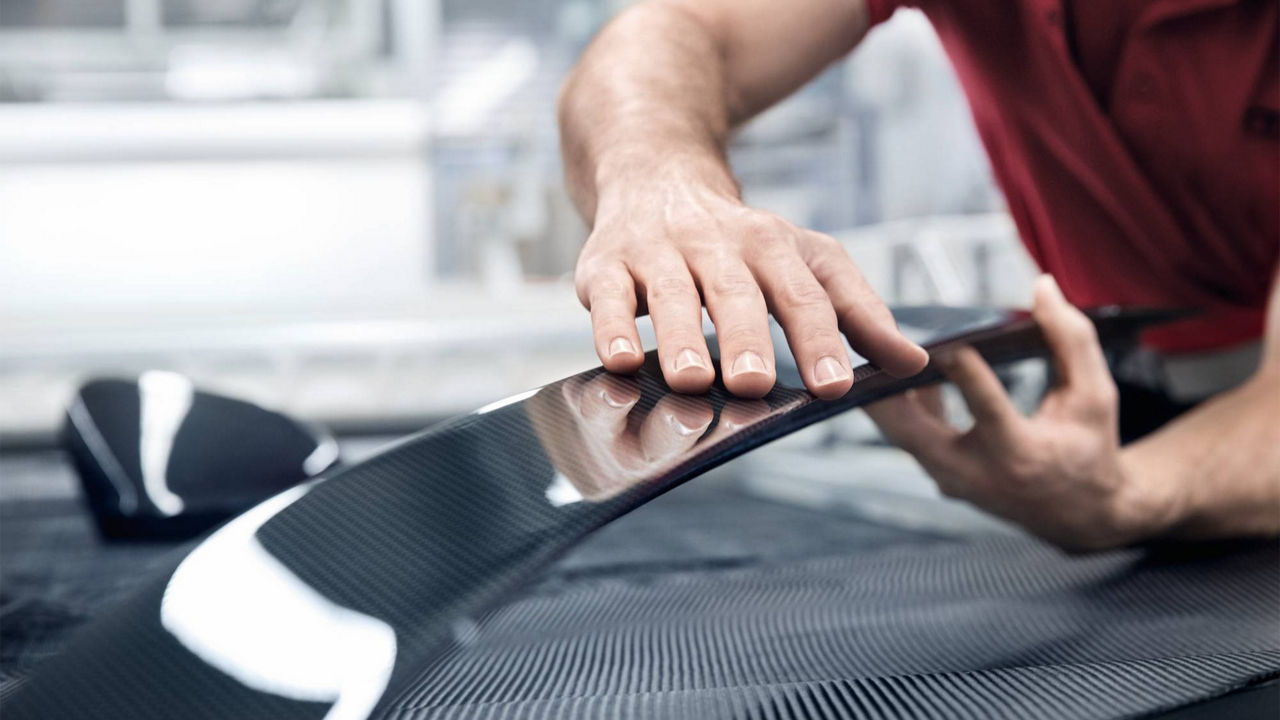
865;390;956;456
1031;274;1112;390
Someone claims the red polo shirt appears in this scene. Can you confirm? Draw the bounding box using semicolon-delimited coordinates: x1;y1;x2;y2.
868;0;1279;352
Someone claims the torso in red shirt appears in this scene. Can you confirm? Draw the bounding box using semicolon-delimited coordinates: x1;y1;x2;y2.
869;0;1279;352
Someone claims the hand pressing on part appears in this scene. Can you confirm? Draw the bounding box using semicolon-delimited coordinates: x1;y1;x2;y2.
865;276;1181;551
576;181;928;399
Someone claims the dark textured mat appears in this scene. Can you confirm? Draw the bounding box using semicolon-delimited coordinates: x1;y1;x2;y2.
388;487;1280;719
3;458;1278;719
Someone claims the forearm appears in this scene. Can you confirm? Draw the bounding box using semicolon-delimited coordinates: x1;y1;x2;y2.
556;0;926;397
557;0;870;224
1121;365;1280;540
557;3;738;224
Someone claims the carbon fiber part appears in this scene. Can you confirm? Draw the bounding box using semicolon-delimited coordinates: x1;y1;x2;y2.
9;306;1273;720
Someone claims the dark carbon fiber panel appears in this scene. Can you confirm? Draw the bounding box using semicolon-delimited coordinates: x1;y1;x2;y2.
8;307;1272;720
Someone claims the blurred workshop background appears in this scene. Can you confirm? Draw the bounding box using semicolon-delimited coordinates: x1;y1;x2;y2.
0;0;1038;447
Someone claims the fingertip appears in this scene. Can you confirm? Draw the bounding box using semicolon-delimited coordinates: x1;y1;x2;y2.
602;352;644;374
811;379;853;400
1035;272;1063;298
1032;275;1092;338
856;320;929;378
1033;273;1068;313
882;342;930;378
724;350;775;399
664;347;715;394
665;360;715;394
601;336;645;373
724;373;774;399
666;372;714;395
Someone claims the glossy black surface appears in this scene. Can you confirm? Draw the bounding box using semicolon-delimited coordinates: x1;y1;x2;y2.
6;307;1190;719
64;374;339;539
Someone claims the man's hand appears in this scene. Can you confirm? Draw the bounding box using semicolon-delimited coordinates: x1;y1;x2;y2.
867;276;1181;551
559;0;927;399
578;181;929;399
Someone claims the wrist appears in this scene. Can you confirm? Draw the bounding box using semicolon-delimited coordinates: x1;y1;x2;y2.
594;146;740;217
1114;445;1189;543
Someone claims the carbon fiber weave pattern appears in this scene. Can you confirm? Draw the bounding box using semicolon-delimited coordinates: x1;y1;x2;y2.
9;307;1273;719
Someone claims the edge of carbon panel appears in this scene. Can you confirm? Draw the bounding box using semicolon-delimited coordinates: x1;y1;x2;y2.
3;307;1181;719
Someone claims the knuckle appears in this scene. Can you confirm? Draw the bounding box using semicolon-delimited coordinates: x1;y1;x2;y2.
738;211;794;244
716;322;767;344
574;256;600;285
574;270;595;308
647;275;698;303
1076;390;1116;420
778;278;833;310
1002;449;1042;485
750;241;802;270
590;276;631;300
792;324;843;350
801;231;842;257
1092;380;1119;408
595;320;635;338
799;232;846;264
687;242;745;270
706;274;762;302
804;253;847;282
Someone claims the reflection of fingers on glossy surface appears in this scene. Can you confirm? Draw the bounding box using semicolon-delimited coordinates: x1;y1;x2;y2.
560;377;587;415
703;400;771;443
579;374;640;417
575;376;641;442
718;400;771;432
639;397;713;462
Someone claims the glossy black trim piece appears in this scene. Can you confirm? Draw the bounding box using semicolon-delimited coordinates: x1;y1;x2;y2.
63;374;339;540
4;307;1184;720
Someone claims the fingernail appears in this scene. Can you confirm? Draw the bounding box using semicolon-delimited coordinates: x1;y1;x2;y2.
731;351;768;377
674;348;707;372
609;337;637;358
814;356;851;386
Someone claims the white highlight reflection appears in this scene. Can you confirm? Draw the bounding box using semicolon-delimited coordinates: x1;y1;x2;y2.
302;435;340;476
162;487;397;720
474;387;539;415
544;472;584;507
138;370;193;516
